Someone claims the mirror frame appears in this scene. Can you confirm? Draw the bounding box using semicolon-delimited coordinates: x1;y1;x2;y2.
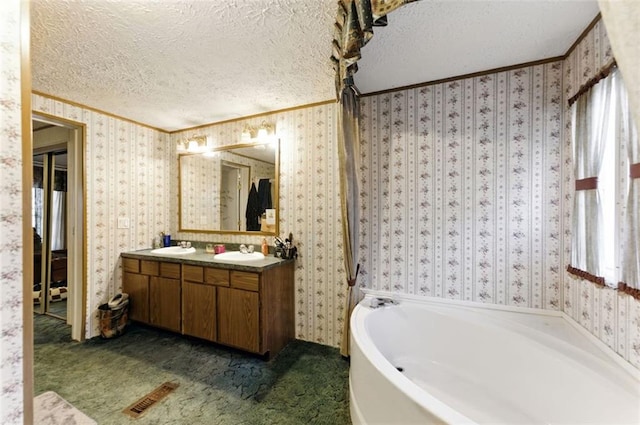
178;139;280;236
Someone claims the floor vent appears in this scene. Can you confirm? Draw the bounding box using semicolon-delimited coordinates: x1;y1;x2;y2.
123;382;179;418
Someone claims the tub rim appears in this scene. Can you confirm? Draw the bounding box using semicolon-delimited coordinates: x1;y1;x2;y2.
351;294;476;424
356;289;640;381
350;290;640;425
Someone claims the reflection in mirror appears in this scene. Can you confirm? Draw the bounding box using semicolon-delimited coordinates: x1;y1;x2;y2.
179;140;279;234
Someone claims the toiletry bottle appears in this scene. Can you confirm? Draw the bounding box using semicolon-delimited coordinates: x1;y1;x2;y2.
261;238;269;256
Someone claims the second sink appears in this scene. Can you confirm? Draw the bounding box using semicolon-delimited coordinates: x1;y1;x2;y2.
151;246;196;255
214;251;265;262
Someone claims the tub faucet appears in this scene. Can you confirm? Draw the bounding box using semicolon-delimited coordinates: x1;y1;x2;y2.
369;297;399;309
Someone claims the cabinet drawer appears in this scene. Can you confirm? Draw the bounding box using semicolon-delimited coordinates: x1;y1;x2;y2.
141;260;159;276
183;265;203;282
123;258;139;273
160;262;181;279
205;268;229;286
230;271;259;292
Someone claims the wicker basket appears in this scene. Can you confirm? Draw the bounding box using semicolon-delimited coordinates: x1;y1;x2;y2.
98;299;129;339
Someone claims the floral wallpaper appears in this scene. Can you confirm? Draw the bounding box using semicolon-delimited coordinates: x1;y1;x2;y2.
0;1;26;422
563;18;640;369
0;7;634;424
359;61;565;309
171;105;347;347
32;95;172;339
356;16;640;370
180;154;222;230
17;12;638;379
29;95;347;349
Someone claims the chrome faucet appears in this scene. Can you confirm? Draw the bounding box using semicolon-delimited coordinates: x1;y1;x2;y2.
369;297;399;309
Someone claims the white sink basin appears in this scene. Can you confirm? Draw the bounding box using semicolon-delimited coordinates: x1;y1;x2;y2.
214;251;265;262
150;246;196;255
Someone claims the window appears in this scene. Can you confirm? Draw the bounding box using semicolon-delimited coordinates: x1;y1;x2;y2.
569;67;639;293
597;83;621;284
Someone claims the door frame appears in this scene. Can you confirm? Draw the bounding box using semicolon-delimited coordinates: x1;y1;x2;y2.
32;113;87;342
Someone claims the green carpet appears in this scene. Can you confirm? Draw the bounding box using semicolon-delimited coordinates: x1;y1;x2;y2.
34;315;351;424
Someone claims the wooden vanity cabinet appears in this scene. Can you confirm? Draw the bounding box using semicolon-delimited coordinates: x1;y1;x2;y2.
182;265;229;342
122;258;181;332
122;258;150;323
217;272;260;352
218;264;295;356
149;262;182;332
122;254;295;357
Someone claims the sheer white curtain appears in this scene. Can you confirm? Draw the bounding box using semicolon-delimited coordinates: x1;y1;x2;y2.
51;191;66;250
598;3;640;295
619;73;640;296
569;73;614;285
32;187;44;238
32;187;66;251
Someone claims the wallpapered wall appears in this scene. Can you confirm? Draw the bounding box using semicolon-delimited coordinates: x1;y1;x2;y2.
29;96;348;349
359;18;639;369
359;61;565;308
562;19;640;369
24;15;640;369
32;95;172;338
0;1;25;422
180;154;223;230
30;95;347;348
171;105;347;347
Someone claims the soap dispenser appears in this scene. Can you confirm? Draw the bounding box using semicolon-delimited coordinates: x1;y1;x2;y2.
261;238;269;256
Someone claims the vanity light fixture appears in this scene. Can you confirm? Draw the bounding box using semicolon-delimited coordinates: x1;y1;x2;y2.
177;135;211;154
241;124;256;142
239;121;276;143
257;121;275;141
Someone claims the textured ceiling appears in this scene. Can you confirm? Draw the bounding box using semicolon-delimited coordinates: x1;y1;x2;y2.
31;0;336;131
31;0;599;132
355;0;600;93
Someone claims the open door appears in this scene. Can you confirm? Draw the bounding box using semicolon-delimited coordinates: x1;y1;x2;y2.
32;151;68;320
32;115;85;341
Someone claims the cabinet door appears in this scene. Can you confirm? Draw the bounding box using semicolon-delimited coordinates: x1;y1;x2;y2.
123;272;149;323
182;281;217;342
149;277;181;332
217;287;260;353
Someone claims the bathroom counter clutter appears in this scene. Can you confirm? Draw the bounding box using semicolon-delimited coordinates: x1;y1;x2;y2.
121;248;291;271
120;248;295;357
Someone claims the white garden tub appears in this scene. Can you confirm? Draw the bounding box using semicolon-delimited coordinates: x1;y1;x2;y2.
350;294;640;424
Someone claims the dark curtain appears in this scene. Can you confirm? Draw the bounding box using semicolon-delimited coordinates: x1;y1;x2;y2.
245;182;261;231
338;77;361;357
332;0;420;356
258;178;272;213
331;0;419;96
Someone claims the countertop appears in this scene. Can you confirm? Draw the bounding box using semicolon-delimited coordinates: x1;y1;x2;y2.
121;248;293;272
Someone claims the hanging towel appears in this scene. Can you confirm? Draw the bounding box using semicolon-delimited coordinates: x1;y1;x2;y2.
245;182;261;231
258;178;272;214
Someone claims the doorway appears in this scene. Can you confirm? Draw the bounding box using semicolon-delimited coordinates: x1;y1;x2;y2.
32;115;86;341
32;151;68;320
220;161;249;231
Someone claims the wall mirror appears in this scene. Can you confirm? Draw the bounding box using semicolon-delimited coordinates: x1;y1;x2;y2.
179;140;279;235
